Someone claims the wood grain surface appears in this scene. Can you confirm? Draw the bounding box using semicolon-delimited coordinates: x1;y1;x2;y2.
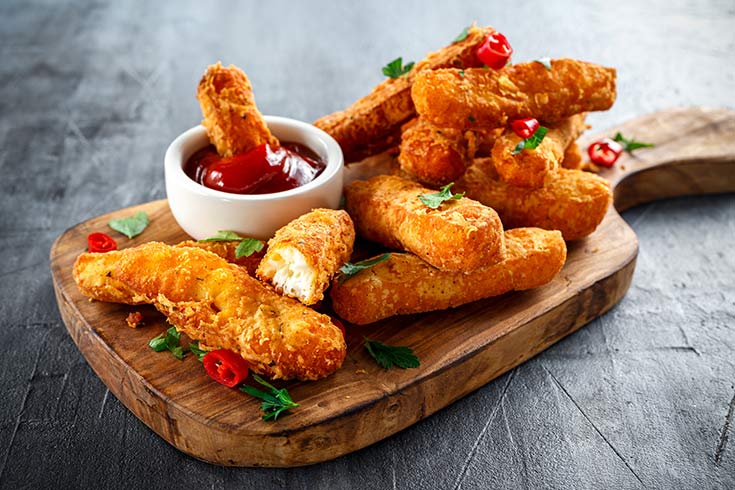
48;108;735;466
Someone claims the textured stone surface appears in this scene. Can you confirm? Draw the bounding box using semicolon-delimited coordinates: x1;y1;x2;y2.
1;1;734;488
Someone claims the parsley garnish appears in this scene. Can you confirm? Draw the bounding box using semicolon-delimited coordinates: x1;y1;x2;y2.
198;230;264;258
189;340;208;362
339;254;391;283
468;115;476;122
534;57;552;71
364;337;420;369
512;126;549;155
149;326;186;360
382;57;414;79
109;211;149;239
613;132;654;153
458;69;465;77
240;375;299;421
453;26;471;43
418;182;465;209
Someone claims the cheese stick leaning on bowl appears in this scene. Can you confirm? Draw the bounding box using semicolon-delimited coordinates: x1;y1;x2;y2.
454;158;612;240
411;59;616;131
257;209;355;305
331;227;566;325
492;113;588;188
345;175;504;272
74;242;346;381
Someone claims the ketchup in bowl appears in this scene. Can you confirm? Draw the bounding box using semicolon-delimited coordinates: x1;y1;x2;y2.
185;142;326;195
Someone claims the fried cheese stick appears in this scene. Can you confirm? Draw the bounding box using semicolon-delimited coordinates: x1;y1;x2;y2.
314;25;494;162
330;228;566;325
492;114;587;188
455;158;612;240
412;59;616;131
561;141;583;170
345;175;504;272
74;243;346;380
196;62;279;157
256;209;355;305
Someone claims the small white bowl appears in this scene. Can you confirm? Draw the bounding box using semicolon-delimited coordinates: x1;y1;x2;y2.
165;116;344;240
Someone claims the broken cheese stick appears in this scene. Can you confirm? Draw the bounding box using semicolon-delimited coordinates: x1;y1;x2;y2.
256;209;355;305
492;113;588;188
345;175;504;272
411;59;616;131
330;228;566;325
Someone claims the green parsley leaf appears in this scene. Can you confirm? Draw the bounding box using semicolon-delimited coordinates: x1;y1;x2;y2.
512;126;549;155
364;337;420;369
240;374;299;421
453;26;470;43
458;69;465;77
613;132;655;153
534;57;552;71
382;57;414;79
149;326;187;360
468;115;476;122
189;340;208;362
418;182;465;209
198;230;244;242
148;333;168;352
108;211;150;239
235;238;264;258
339;254;391;283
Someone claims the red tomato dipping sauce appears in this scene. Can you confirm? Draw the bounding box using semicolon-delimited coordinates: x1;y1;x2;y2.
185;142;326;194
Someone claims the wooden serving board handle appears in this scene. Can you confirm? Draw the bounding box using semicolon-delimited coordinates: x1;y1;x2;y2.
578;107;735;211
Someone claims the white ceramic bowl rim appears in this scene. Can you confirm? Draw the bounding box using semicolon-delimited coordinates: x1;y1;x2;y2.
164;115;343;202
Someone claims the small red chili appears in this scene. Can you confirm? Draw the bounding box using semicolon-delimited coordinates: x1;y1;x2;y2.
511;118;540;139
332;318;346;338
477;32;513;69
203;349;250;388
588;138;624;167
87;232;117;253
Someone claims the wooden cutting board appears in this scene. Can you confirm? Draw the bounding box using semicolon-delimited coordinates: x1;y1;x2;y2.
50;107;735;467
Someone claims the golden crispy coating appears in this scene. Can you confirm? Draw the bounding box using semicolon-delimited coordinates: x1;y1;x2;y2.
397;118;476;186
196;62;278;157
73;251;147;305
257;209;355;305
176;240;265;277
411;59;616;130
471;127;503;158
330;228;566;325
314;25;494;163
492;114;587;188
455;158;612;240
345;175;504;272
561;141;583;170
75;243;346;380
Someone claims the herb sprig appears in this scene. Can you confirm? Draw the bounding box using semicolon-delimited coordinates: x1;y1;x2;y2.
382;57;414;79
189;340;208;362
534;57;552;71
149;326;187;360
453;26;471;43
364;338;420;369
512;126;549;155
109;211;150;239
240;375;300;421
613;132;655;153
418;182;465;209
339;254;391;283
198;230;264;258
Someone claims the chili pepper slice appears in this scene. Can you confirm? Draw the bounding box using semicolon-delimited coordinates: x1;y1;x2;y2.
511;118;540;139
203;349;250;388
477;32;513;69
588;138;624;167
87;232;117;253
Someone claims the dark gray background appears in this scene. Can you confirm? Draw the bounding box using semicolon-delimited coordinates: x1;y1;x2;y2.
1;1;734;489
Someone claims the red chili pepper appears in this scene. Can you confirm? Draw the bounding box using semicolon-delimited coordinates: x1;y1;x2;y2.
476;32;513;69
588;138;624;167
511;118;540;139
332;318;346;338
203;349;250;388
87;232;117;253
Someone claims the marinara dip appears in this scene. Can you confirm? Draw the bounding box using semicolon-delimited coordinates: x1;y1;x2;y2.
185;142;326;195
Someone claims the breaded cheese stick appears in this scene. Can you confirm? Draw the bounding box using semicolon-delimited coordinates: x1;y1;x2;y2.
561;141;583;170
330;228;566;325
492;114;587;188
412;59;616;130
73;251;147;305
397;118;476;186
257;209;355;305
314;25;494;162
344;175;504;272
196;62;279;157
455;158;612;240
74;242;346;380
